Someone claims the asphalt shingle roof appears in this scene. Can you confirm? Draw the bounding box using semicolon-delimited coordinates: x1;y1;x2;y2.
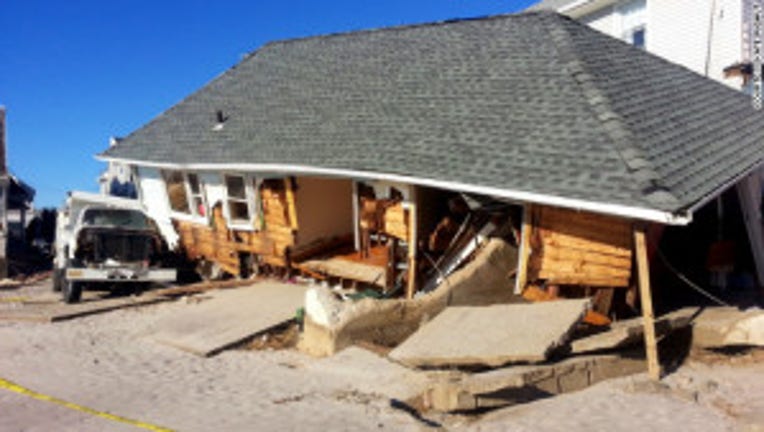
102;11;764;219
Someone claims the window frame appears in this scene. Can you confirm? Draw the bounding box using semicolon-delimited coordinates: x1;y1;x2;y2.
161;169;209;223
185;172;209;221
222;172;259;230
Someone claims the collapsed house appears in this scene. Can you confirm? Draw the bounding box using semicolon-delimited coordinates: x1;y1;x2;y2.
98;12;764;375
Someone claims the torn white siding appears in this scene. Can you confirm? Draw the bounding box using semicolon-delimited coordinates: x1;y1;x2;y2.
200;172;226;211
137;166;179;248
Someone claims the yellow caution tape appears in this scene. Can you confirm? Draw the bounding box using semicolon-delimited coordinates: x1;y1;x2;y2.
0;377;174;432
0;297;27;303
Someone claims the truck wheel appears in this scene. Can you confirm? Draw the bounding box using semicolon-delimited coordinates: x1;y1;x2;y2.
52;269;63;292
62;280;83;303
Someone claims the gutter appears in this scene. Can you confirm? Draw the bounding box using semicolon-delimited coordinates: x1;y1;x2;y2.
96;155;693;225
685;159;764;216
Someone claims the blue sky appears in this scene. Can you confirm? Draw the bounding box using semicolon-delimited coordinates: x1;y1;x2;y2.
0;0;537;208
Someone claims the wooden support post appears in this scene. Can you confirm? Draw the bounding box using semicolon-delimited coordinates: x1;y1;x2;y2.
634;223;661;381
406;203;418;299
352;181;360;251
514;204;533;294
284;177;299;231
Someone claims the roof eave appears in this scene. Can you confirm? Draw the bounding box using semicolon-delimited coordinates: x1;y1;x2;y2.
96;154;693;226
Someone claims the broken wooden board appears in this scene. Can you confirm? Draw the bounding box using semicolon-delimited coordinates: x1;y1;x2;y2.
151;281;309;356
570;307;698;354
299;258;386;287
389;299;590;368
691;306;764;348
0;291;169;322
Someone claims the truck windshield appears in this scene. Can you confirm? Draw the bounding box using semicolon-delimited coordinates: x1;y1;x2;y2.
81;209;151;229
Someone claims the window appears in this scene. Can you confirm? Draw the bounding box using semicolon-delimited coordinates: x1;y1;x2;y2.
619;0;646;49
163;170;208;219
187;173;207;218
163;171;189;214
225;174;252;225
628;26;645;48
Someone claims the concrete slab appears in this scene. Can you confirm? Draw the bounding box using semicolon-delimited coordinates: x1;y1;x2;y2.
692;307;764;348
389;299;590;368
571;307;698;354
421;353;646;412
151;281;309;356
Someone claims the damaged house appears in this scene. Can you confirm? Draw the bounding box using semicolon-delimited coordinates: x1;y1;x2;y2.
99;12;764;372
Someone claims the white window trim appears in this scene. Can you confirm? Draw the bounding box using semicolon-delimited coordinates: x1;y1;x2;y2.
162;170;209;224
222;172;260;231
185;172;209;222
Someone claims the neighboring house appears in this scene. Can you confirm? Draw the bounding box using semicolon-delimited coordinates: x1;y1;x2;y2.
0;106;37;277
528;0;746;88
99;12;764;313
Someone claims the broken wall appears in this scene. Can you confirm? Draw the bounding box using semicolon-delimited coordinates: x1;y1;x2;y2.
302;236;519;356
527;206;633;288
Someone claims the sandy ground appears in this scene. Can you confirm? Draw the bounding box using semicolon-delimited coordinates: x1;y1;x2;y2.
1;280;763;431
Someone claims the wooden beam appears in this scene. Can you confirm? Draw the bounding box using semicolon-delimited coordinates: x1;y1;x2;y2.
406;202;418;299
352;181;360;251
284;177;299;231
634;223;660;381
514;204;533;294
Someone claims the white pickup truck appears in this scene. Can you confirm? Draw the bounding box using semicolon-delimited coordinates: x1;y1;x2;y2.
53;191;176;303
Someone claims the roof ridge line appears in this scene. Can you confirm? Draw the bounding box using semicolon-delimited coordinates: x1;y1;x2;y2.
546;16;680;209
262;11;555;48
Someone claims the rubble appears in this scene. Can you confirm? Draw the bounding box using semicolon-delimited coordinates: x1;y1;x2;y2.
691;307;764;348
300;236;519;356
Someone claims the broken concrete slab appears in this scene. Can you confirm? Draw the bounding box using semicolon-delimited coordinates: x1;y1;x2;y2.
151;281;308;356
302;237;522;357
389;299;590;368
691;307;764;348
571;307;699;354
421;353;646;412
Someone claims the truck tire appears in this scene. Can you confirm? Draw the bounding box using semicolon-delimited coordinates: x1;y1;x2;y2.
62;280;83;303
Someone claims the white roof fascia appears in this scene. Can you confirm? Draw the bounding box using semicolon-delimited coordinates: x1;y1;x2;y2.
97;155;692;225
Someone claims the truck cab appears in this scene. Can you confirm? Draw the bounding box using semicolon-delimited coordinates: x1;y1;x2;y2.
54;192;176;303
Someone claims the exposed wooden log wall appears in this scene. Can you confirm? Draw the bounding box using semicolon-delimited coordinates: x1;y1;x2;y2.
528;206;633;287
174;179;297;276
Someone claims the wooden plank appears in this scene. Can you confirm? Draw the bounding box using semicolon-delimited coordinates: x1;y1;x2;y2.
535;275;629;287
406;202;417;299
540;231;632;258
285;177;299;230
537;207;632;235
534;259;632;279
536;247;632;270
634;224;660;381
515;204;533;294
538;223;633;250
